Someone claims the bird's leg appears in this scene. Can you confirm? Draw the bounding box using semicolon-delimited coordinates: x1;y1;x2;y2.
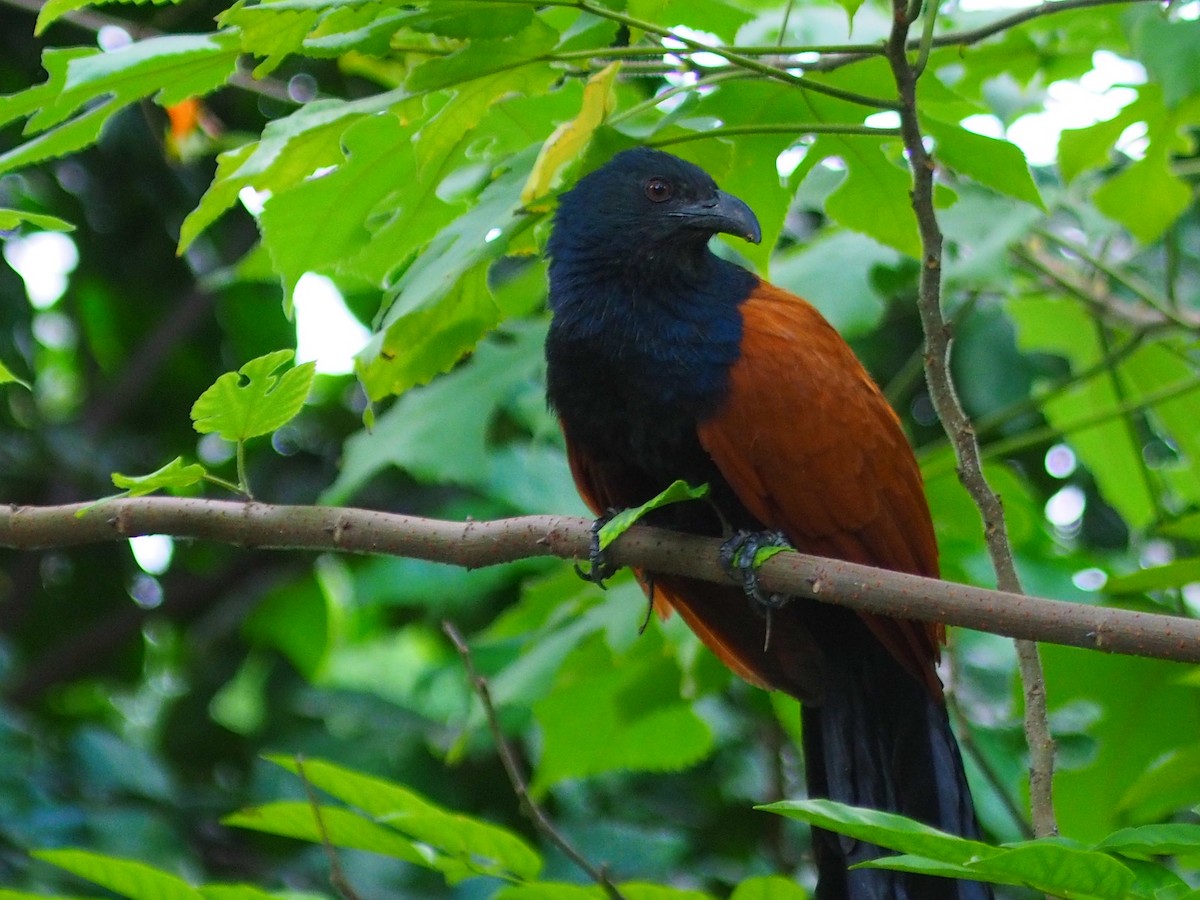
574;509;621;588
720;530;792;649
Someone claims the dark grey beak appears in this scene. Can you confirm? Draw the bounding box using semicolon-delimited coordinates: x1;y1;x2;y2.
671;189;762;244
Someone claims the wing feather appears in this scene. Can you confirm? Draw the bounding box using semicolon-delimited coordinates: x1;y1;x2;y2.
697;281;943;693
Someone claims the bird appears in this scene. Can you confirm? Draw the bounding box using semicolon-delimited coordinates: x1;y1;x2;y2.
544;146;993;900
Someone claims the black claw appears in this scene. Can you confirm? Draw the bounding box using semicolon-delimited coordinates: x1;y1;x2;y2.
720;529;793;620
575;509;621;587
639;575;656;635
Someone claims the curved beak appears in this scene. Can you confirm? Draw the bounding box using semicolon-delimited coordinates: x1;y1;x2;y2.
671;189;762;244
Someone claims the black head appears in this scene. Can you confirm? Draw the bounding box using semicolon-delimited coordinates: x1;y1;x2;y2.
548;147;762;264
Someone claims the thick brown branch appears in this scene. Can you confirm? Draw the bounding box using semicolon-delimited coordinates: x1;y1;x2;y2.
3;498;1199;664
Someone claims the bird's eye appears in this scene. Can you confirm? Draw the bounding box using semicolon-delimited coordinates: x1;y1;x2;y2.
644;177;673;203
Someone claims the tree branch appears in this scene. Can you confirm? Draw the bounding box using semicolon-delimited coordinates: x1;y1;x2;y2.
442;622;629;900
884;0;1059;836
3;498;1199;664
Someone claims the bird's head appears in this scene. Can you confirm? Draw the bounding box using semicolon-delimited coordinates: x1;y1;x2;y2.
547;147;762;268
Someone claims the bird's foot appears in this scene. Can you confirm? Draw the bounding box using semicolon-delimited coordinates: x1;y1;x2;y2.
719;529;792;616
574;510;621;588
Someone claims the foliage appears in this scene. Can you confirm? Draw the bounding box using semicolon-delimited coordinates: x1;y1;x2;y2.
0;0;1198;897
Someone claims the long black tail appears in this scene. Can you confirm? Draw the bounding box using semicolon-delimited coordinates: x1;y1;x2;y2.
800;606;994;900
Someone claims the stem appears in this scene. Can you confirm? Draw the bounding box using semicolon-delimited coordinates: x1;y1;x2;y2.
883;0;1059;838
202;472;247;496
452;0;901;108
235;439;252;499
294;755;363;900
651;123;900;147
442;622;629;900
962;374;1200;469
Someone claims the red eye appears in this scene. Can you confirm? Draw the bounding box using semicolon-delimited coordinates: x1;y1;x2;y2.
644;177;673;202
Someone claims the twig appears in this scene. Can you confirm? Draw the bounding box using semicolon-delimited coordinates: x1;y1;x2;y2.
922;0;1155;52
651;123;901;147
1012;244;1200;331
945;689;1034;840
441;621;629;900
5;499;1200;664
294;755;364;900
922;374;1200;477
1032;229;1197;330
883;0;1059;837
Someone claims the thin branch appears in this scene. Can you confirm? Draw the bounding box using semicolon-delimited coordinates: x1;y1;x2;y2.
451;0;900;108
921;0;1156;52
1033;229;1198;330
651;123;900;147
960;331;1148;448
441;621;629;900
4;498;1200;663
1013;244;1200;332
963;374;1200;471
294;755;363;900
883;0;1059;837
946;693;1034;840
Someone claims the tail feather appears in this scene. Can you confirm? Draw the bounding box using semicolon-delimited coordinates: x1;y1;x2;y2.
799;606;993;900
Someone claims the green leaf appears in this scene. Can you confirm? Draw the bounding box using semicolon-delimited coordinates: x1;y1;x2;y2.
1006;295;1156;527
1096;824;1200;859
403;1;536;39
866;842;1135;900
770;231;899;336
223;802;436;867
355;149;538;401
1126;7;1200;109
523;61;619;205
922;115;1044;209
1160;510;1200;541
264;756;542;880
324;322;546;504
1093;152;1192;244
218;4;320;76
1117;339;1200;508
111;456;207;496
1058;108;1138;184
413;60;557;174
494;886;605;900
1118;744;1200;821
497;885;713;900
0;357;31;390
532;645;713;792
760;798;998;865
783;60;922;257
0;208;74;231
243;575;334;680
0;33;239;177
597;480;710;552
831;0;866;27
405;17;559;93
1105;557;1200;595
31;849;204;900
198;885;302;900
178;89;408;252
257;113;424;303
730;875;809;899
190;350;316;442
814;135;919;259
36;0;181;35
